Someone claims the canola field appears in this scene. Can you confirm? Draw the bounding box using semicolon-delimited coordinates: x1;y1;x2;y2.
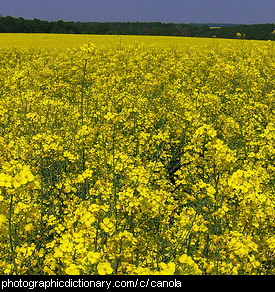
0;34;274;275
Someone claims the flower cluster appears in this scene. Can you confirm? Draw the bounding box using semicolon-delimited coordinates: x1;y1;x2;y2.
0;38;274;275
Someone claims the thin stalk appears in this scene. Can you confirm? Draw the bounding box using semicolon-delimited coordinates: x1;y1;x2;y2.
111;127;118;229
8;193;18;275
94;218;100;252
80;59;88;198
80;59;88;126
172;212;198;258
156;209;161;271
39;154;46;247
215;247;220;275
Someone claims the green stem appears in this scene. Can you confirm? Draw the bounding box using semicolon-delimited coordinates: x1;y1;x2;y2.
8;193;18;275
111;127;118;230
80;59;88;126
80;59;88;199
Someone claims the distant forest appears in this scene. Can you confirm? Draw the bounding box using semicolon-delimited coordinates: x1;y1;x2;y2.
0;16;275;40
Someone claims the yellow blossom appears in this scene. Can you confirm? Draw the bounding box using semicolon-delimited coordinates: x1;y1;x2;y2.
97;262;113;275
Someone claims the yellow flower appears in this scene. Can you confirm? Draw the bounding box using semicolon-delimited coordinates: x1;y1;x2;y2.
100;217;114;233
53;247;63;258
4;264;12;274
178;254;202;275
87;251;101;264
97;262;113;275
179;254;193;265
59;240;74;253
158;262;176;275
24;223;34;233
65;264;80;275
0;173;12;188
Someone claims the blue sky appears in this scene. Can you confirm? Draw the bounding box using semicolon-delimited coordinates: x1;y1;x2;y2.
1;0;274;24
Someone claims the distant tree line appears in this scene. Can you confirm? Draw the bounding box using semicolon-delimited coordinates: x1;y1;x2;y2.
210;23;275;40
0;16;274;40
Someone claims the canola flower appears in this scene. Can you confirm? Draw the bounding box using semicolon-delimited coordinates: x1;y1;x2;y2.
0;36;274;275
